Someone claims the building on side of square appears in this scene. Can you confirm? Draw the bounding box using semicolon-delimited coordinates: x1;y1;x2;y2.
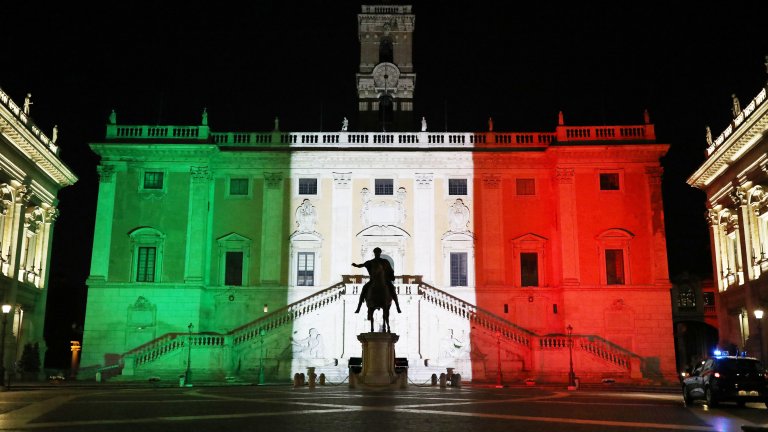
688;64;768;363
0;88;78;380
80;4;677;385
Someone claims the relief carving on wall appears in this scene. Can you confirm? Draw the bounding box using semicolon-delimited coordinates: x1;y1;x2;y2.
295;199;318;233
360;187;407;227
448;199;470;233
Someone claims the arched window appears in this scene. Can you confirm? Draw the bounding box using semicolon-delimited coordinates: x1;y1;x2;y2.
379;38;393;63
596;228;634;286
128;227;165;283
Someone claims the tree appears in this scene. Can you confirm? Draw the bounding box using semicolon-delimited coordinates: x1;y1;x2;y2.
18;342;40;380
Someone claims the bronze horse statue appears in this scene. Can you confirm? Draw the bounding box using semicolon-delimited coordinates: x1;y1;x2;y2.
352;247;401;333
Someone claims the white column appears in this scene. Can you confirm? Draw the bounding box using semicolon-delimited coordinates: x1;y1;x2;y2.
88;165;116;281
28;207;58;346
331;172;352;282
184;166;211;283
414;173;434;281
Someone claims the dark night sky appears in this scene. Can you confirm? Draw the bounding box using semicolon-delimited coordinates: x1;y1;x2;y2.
4;2;768;367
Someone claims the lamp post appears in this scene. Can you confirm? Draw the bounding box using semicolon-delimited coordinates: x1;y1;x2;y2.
755;309;764;362
0;305;10;391
183;323;193;386
258;328;266;385
495;330;502;388
567;324;576;389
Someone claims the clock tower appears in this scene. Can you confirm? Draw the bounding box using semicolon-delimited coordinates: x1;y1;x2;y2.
356;4;416;132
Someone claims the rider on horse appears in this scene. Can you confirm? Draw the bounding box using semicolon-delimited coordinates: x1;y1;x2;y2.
352;247;402;314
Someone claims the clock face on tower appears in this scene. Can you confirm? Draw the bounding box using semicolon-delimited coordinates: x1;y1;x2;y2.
372;62;400;89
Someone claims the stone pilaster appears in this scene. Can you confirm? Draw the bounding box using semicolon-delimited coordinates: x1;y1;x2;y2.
184;166;211;283
332;173;352;282
89;165;116;282
556;167;579;285
414;173;434;281
260;172;285;284
645;167;669;285
481;174;502;284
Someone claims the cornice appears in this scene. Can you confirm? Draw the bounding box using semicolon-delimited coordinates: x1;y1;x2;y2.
688;91;768;189
0;107;77;187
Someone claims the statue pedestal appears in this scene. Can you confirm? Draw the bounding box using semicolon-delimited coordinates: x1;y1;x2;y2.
357;332;401;387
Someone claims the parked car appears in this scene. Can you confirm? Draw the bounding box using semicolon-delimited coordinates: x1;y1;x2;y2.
682;355;768;408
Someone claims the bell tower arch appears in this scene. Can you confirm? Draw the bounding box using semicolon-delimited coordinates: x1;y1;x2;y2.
356;4;416;132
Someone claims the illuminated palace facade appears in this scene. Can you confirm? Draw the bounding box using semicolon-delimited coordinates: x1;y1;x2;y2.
81;5;676;384
0;88;77;380
688;68;768;362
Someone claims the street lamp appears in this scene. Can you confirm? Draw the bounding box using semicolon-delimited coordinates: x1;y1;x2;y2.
755;309;764;362
0;304;11;391
567;324;576;389
258;328;266;385
495;330;502;388
183;323;193;386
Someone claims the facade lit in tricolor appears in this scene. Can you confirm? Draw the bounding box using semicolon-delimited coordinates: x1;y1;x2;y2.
688;68;768;363
82;4;677;384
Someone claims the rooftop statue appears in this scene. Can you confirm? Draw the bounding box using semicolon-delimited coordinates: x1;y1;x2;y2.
23;93;32;115
108;109;117;124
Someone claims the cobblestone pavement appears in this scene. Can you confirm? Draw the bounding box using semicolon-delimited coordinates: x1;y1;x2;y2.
0;383;765;431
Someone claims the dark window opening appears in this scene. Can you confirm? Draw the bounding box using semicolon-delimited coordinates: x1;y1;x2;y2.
703;292;715;307
516;178;535;195
449;179;468;195
225;251;243;286
520;252;539;287
553;304;558;314
297;252;314;286
137;246;156;282
299;178;317;195
230;178;249;196
379;38;393;63
375;179;394;195
599;173;620;190
450;252;468;286
503;304;508;314
677;285;696;310
144;172;164;190
378;95;393;131
605;249;625;285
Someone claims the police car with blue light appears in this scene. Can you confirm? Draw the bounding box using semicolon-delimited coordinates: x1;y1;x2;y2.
681;350;768;408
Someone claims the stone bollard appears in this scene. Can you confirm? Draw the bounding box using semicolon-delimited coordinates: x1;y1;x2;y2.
399;371;408;389
431;373;438;386
293;373;301;388
319;373;326;386
451;373;461;388
300;373;306;386
349;369;357;389
439;373;447;388
308;373;317;389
